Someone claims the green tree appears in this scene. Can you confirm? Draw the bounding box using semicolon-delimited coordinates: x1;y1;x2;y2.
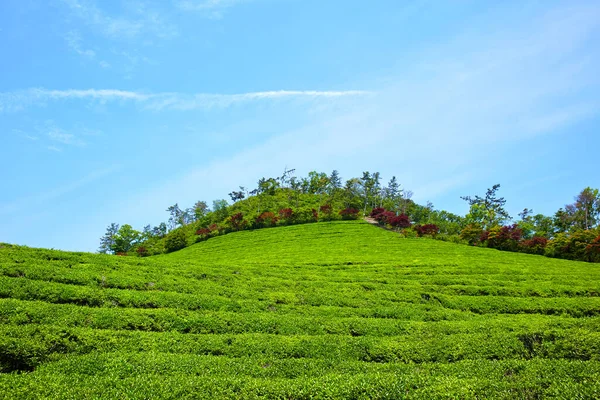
329;170;342;191
112;224;141;253
212;199;229;222
574;187;600;230
164;229;187;253
461;184;511;230
193;201;210;221
98;223;119;254
385;176;401;212
343;178;362;209
166;203;184;231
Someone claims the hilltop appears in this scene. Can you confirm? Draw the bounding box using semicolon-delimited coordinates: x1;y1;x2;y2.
1;221;600;398
98;170;600;263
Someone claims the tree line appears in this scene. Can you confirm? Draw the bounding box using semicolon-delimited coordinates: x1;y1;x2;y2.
98;169;600;262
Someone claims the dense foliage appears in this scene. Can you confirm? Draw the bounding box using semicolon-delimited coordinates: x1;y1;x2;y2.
99;169;600;263
3;223;600;398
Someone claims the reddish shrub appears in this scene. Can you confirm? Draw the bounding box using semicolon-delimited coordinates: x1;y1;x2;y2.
375;211;396;225
320;204;332;214
196;228;211;236
136;246;149;257
312;208;319;221
278;208;294;220
339;208;360;220
487;224;523;251
520;236;548;255
585;235;600;262
255;211;278;227
389;214;411;229
208;224;219;232
116;252;127;257
229;212;247;231
414;224;440;237
370;207;386;218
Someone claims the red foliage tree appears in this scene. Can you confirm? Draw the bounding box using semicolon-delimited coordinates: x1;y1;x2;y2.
520;236;548;255
389;214;411;229
312;208;319;222
278;208;294;222
229;212;247;231
136;246;149;257
320;204;332;214
255;211;278;227
414;224;440;237
375;211;396;225
585;235;600;262
370;207;386;218
196;228;211;236
486;224;523;251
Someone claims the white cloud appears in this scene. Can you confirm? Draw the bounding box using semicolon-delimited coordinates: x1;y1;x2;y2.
176;0;247;18
0;88;370;112
64;30;96;58
41;121;86;147
145;90;372;110
0;166;121;216
61;0;178;39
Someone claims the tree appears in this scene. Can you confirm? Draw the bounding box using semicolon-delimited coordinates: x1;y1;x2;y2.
279;167;296;188
531;214;554;238
385;176;401;211
289;177;302;208
360;171;374;214
193;201;209;221
142;224;153;240
228;188;246;203
329;170;342;191
165;229;187;253
516;208;535;239
166;203;184;231
229;212;247;231
389;214;411;230
400;190;413;215
461;184;511;230
343;178;362;209
257;177;279;196
151;223;167;238
98;223;119;254
573;187;600;230
212;199;229;222
306;171;329;195
112;224;141;253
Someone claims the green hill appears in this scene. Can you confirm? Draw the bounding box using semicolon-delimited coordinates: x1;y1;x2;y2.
1;221;600;399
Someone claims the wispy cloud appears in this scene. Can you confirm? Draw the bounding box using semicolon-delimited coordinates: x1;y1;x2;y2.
61;0;178;39
176;0;247;18
145;90;372;110
0;166;121;216
0;88;370;112
36;121;87;149
65;30;96;58
12;129;39;141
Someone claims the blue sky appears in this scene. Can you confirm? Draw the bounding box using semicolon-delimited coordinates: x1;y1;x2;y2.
1;0;599;251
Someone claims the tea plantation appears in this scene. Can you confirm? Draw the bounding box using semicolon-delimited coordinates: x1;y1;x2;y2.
1;221;600;399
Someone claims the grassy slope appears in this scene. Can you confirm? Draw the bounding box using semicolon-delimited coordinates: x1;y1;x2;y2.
1;221;600;399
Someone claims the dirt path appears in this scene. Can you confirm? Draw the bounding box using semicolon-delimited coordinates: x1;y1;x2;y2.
364;217;378;225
